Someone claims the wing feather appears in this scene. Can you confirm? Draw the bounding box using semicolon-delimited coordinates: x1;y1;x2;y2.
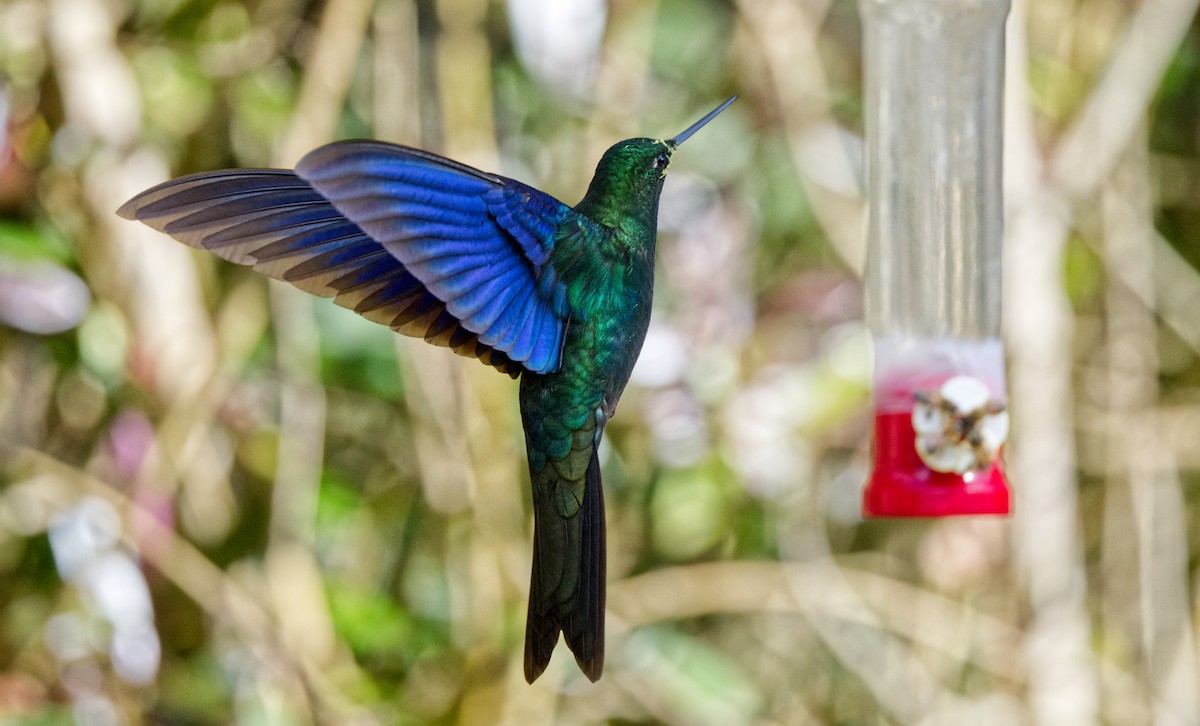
117;167;540;376
296;141;572;374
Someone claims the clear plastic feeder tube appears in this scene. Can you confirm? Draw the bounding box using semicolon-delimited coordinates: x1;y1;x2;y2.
861;0;1012;517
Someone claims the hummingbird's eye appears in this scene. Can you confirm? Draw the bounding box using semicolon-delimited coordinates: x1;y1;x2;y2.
651;152;669;170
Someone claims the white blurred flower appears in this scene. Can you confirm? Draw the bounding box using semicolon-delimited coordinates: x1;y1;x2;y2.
110;624;161;686
47;497;161;690
0;258;91;335
631;321;689;388
49;496;121;581
507;0;606;99
724;372;814;498
85;552;154;632
644;388;709;468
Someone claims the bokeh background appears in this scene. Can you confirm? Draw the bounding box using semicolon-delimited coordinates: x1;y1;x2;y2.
2;0;1200;723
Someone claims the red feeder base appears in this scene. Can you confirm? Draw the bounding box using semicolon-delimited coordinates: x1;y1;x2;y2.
863;412;1011;518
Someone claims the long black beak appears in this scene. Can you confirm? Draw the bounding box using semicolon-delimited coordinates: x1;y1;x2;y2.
669;96;737;148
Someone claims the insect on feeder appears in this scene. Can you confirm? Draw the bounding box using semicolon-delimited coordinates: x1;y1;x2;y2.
860;0;1012;517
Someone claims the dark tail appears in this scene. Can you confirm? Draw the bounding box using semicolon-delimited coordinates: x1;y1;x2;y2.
523;446;606;683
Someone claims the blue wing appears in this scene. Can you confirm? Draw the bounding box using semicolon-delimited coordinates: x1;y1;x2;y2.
117;143;574;376
295;142;571;373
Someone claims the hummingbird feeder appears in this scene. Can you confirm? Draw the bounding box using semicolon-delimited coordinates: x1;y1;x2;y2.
860;0;1012;517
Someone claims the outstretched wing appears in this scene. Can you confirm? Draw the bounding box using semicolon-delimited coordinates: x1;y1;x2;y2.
117;143;573;376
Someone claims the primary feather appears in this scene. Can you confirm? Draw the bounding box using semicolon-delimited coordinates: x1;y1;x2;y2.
117;144;571;376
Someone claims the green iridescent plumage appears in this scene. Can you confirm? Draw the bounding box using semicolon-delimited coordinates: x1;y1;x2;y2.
116;96;735;684
519;143;663;679
519;99;736;680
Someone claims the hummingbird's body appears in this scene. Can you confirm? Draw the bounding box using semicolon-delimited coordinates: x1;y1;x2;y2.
519;146;662;679
118;99;734;683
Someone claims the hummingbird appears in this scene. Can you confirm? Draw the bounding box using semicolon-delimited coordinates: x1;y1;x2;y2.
117;96;736;683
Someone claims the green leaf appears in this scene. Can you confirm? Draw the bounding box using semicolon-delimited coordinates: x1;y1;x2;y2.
0;221;73;264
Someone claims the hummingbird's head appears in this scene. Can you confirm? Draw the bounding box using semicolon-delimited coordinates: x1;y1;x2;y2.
592;138;676;193
579;97;737;228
